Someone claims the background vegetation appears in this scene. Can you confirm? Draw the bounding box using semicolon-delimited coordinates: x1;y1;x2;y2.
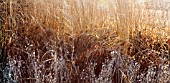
0;0;170;83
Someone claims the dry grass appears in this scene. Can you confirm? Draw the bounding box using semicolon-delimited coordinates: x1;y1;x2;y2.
0;0;170;83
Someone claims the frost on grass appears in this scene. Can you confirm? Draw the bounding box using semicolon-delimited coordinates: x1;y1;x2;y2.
1;0;170;83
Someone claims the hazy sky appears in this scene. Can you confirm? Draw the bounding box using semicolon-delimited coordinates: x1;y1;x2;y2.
138;0;170;3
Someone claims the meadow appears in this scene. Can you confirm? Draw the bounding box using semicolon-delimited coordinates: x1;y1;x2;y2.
0;0;170;83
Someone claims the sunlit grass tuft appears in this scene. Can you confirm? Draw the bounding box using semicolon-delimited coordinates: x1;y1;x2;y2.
0;0;169;82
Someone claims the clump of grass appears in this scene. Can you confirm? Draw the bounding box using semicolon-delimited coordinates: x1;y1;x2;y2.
1;0;170;83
